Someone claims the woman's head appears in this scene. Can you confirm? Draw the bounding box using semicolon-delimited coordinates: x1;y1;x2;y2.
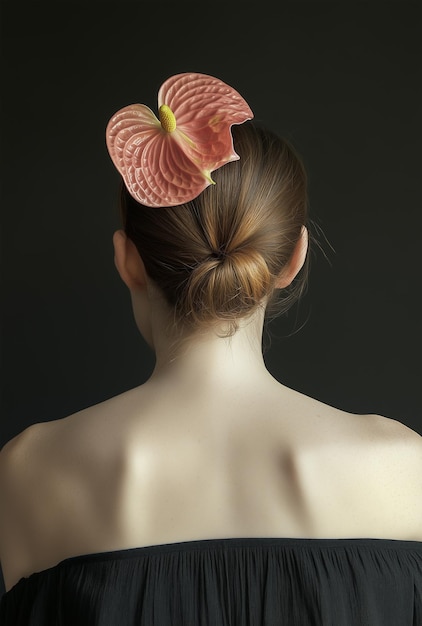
117;121;309;338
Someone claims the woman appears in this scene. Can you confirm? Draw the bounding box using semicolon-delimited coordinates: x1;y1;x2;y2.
1;72;421;625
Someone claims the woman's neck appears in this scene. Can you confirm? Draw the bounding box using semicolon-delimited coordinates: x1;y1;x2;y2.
147;307;274;393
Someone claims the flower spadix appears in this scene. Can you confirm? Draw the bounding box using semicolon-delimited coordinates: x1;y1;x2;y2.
105;73;254;207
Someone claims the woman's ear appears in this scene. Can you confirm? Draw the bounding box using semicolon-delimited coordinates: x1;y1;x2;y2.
275;226;308;289
112;230;148;290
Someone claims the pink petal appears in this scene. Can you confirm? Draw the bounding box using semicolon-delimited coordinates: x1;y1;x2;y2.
129;135;211;207
106;104;160;174
106;104;209;207
158;73;254;176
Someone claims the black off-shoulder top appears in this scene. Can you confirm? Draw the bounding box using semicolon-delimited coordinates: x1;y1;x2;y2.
1;537;421;625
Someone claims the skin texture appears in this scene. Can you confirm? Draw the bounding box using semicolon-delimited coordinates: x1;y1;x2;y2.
0;228;421;593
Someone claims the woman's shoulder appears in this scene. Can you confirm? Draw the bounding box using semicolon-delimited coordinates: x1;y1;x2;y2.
341;412;422;539
283;400;422;540
376;414;422;539
366;413;422;461
0;391;149;529
1;386;145;465
0;406;130;591
373;413;422;492
0;422;52;591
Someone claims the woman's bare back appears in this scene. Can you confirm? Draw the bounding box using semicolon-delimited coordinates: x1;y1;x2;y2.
2;381;421;592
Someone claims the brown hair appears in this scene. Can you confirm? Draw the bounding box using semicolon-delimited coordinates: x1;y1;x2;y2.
118;121;309;337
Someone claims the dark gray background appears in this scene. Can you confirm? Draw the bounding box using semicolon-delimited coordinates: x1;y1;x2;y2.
1;0;421;598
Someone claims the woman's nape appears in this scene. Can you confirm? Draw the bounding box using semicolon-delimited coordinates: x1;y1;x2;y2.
112;225;309;393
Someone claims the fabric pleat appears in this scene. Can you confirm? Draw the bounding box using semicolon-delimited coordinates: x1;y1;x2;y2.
1;537;421;625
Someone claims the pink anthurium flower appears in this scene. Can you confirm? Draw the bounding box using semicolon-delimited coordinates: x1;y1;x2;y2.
106;72;254;207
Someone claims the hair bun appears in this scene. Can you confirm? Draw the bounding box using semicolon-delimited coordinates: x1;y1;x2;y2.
210;249;228;262
183;247;272;327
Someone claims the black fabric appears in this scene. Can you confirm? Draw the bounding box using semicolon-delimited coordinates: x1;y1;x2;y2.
1;537;421;625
